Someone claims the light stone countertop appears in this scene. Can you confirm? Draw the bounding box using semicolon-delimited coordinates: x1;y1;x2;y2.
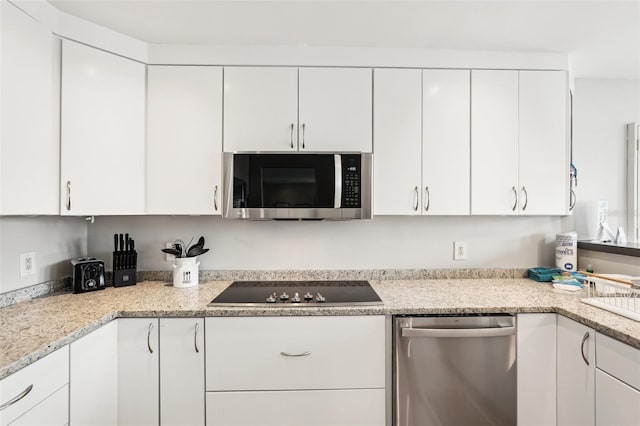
1;278;639;380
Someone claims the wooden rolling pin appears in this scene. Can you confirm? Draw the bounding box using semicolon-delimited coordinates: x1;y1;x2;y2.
578;271;640;287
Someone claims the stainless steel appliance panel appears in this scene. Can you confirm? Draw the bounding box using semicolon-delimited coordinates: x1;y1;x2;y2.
394;316;517;426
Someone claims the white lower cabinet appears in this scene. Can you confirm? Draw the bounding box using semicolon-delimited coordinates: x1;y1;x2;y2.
70;321;118;426
118;318;159;426
118;318;205;426
0;346;69;426
517;313;557;426
8;385;68;426
557;316;595;426
159;318;205;426
206;389;385;426
205;316;385;426
595;332;640;425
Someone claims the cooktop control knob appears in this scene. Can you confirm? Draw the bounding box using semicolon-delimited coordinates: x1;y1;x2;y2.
291;292;301;303
303;292;314;301
279;292;289;301
266;293;277;303
316;293;326;303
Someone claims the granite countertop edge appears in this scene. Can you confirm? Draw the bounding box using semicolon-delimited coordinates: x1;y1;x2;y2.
2;277;639;380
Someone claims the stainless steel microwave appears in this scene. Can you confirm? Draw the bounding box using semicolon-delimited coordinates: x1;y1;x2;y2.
223;152;372;220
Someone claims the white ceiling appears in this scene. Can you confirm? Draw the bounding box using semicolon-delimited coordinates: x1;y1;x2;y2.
48;0;640;79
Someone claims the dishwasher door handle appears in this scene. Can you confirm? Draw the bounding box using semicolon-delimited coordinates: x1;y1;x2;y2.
401;326;516;338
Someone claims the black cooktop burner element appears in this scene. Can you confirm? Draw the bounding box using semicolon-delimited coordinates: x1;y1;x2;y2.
209;280;383;307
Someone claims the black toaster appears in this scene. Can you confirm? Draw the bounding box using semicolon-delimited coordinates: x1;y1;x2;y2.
71;257;106;294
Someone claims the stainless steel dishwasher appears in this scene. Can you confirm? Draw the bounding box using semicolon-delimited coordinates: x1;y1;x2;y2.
394;315;517;426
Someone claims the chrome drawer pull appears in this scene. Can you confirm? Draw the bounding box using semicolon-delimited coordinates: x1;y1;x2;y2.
290;123;294;149
413;186;419;211
214;185;218;211
0;384;33;411
280;351;311;357
521;186;528;211
511;186;518;211
581;332;590;366
194;322;200;353
147;322;154;354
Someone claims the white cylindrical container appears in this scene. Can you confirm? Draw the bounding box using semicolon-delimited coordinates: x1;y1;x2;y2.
555;232;578;271
172;257;200;288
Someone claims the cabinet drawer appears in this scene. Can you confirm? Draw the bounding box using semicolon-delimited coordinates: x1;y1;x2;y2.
596;332;640;390
206;389;385;426
0;346;69;426
205;316;385;391
596;369;640;425
8;384;68;426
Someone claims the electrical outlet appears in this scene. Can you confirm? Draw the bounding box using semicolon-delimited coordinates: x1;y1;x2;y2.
453;242;467;261
165;242;176;262
597;200;609;224
19;252;37;277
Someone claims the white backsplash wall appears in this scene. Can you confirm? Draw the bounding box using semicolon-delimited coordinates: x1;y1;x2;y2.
0;216;87;293
570;78;640;240
87;215;567;271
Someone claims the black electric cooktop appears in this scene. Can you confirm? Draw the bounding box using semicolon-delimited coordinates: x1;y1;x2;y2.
209;280;383;307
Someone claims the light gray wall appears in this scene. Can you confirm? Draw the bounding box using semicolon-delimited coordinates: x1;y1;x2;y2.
0;216;87;293
86;215;567;271
571;78;640;240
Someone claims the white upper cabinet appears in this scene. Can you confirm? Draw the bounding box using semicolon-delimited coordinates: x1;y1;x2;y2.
423;69;470;215
60;39;146;216
373;68;422;215
471;70;519;215
0;1;58;215
147;66;223;215
519;70;569;215
299;67;372;152
471;69;569;215
223;67;298;152
373;68;470;216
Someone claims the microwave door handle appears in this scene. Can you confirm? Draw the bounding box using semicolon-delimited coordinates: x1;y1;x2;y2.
334;154;342;208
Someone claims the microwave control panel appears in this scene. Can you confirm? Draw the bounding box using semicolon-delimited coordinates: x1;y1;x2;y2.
342;155;361;208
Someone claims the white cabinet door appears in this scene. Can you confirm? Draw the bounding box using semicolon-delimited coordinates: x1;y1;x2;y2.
471;70;519;215
595;369;640;426
160;318;205;426
519;70;568;215
423;69;470;215
70;320;118;426
118;318;159;426
147;66;223;215
299;67;372;152
0;1;58;215
8;384;68;426
516;314;556;426
223;67;298;152
0;346;69;426
206;389;385;426
373;68;422;215
60;39;145;215
557;316;595;426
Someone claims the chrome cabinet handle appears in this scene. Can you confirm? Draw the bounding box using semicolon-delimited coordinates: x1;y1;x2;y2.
0;384;33;411
290;123;294;149
511;186;518;211
581;331;590;366
424;186;430;211
194;322;200;353
521;186;528;211
213;185;218;211
66;181;71;211
301;123;306;149
280;351;311;357
570;188;576;211
413;186;419;211
147;322;154;354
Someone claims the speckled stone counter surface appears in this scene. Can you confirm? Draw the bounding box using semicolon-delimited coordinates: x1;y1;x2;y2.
1;277;639;380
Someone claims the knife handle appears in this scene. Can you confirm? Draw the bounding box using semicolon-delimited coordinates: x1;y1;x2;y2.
125;233;129;251
114;234;118;252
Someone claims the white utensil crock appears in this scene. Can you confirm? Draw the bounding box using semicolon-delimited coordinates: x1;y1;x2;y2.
172;257;200;288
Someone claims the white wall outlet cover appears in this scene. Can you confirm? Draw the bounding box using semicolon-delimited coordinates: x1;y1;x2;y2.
165;242;176;262
453;241;467;261
19;252;37;277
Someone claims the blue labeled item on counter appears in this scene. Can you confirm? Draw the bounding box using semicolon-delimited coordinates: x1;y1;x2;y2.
528;267;563;282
